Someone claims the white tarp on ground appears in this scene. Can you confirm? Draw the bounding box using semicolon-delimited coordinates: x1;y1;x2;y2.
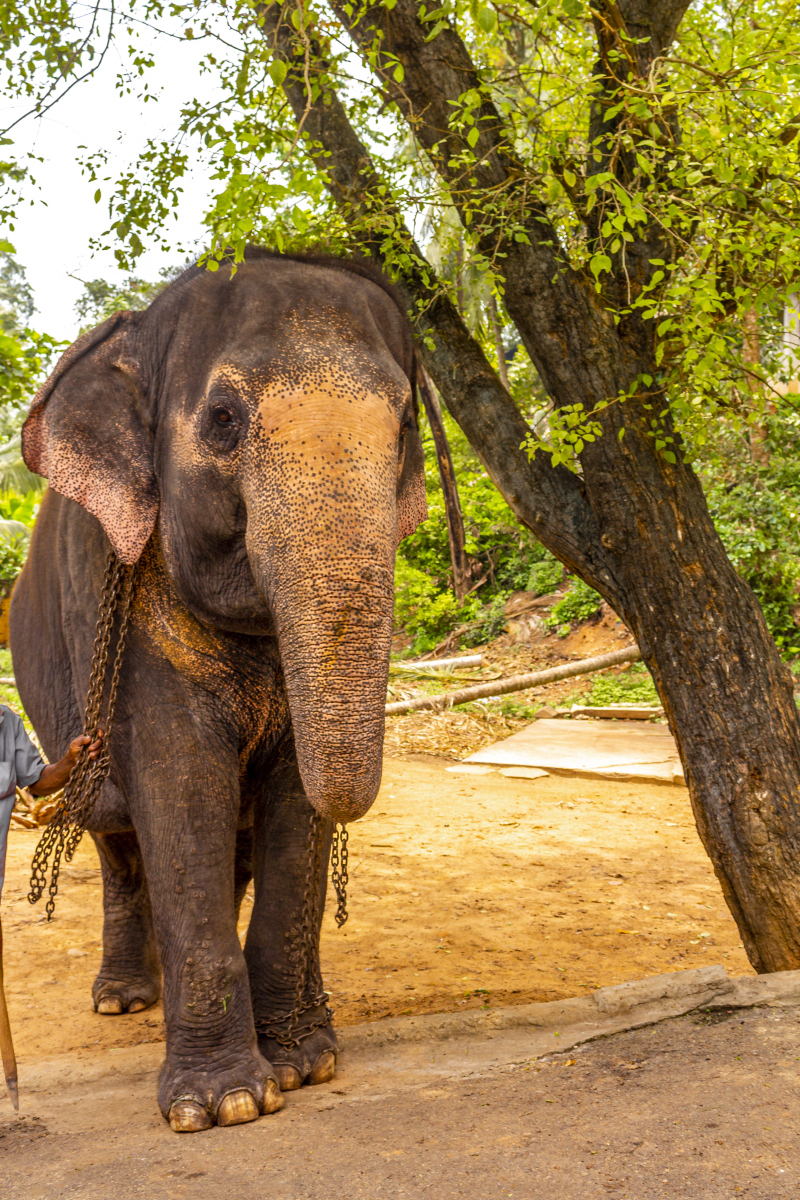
465;717;684;785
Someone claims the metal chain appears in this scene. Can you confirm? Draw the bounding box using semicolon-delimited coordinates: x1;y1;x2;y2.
261;815;350;1051
276;809;326;1051
330;823;349;928
28;548;136;919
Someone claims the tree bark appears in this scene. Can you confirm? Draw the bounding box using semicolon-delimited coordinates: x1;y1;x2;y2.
487;295;510;391
417;370;472;603
261;0;800;973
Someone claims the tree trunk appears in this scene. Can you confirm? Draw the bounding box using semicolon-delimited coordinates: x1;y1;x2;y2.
417;370;473;604
260;0;800;973
487;295;510;391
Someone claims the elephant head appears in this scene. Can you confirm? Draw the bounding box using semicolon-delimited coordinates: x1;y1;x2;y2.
22;251;428;821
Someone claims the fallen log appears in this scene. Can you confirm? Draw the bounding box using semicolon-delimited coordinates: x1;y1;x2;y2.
396;654;482;671
385;646;642;715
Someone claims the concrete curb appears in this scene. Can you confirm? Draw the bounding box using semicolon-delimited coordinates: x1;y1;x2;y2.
9;965;800;1097
340;964;800;1050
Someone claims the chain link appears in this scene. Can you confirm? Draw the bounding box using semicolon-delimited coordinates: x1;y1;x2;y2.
330;823;349;928
260;815;350;1052
275;810;326;1050
28;548;136;919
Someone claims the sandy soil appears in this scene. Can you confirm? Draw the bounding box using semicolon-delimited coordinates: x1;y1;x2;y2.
0;755;753;1065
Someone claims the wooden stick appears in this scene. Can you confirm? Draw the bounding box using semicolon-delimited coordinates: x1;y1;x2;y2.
385;645;642;715
0;917;18;1110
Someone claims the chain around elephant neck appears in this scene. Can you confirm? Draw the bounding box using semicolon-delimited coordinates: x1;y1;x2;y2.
28;548;136;919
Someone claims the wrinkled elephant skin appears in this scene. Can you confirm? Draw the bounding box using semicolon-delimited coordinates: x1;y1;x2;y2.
9;251;427;1130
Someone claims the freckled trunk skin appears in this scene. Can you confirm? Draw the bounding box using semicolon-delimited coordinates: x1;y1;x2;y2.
265;568;394;823
262;538;396;820
243;376;402;824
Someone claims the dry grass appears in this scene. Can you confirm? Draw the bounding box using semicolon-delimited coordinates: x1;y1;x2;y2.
383;706;530;760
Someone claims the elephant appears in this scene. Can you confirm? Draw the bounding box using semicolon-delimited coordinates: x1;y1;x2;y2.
9;249;428;1132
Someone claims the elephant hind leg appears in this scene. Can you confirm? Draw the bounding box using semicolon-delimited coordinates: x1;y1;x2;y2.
92;830;160;1014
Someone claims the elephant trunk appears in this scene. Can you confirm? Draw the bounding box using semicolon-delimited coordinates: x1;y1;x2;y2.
263;559;395;822
243;370;408;822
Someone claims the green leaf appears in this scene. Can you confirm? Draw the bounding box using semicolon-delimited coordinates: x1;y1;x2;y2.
466;126;480;148
476;6;496;32
563;168;576;188
589;253;612;279
269;60;287;86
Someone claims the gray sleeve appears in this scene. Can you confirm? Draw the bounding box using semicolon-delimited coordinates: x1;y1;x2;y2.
9;711;46;788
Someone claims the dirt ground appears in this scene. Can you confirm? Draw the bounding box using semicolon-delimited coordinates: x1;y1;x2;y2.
1;755;753;1063
2;1001;798;1199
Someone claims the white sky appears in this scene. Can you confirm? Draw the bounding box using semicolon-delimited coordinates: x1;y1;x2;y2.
2;27;216;340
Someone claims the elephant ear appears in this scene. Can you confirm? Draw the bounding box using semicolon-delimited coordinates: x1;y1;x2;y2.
22;311;158;565
396;405;428;544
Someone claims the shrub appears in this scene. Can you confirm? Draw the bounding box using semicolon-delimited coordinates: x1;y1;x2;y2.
467;594;510;645
526;555;563;596
393;556;481;654
0;532;26;580
545;577;602;636
583;664;661;707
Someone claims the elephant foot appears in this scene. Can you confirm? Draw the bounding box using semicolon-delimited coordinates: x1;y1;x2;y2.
258;1019;339;1092
93;972;160;1015
159;1048;283;1133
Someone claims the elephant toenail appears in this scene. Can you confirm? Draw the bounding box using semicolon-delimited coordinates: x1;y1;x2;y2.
274;1064;302;1091
96;996;123;1015
262;1079;284;1114
308;1050;336;1086
128;998;148;1013
169;1099;212;1133
217;1089;261;1126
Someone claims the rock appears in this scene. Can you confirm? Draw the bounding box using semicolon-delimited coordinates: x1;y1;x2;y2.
533;705;558;720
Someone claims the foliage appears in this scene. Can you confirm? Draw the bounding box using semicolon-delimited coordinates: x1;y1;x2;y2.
0;248;34;333
393;555;480;655
527;557;564;598
395;408;559;652
545;577;603;637
0;529;28;580
4;0;792;476
582;664;661;709
74;270;178;331
3;0;800;669
0;489;41;579
698;411;800;655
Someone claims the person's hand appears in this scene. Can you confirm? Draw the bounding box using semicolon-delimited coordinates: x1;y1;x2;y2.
68;728;104;762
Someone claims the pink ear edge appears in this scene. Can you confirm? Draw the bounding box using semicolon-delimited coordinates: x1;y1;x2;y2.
55;455;158;564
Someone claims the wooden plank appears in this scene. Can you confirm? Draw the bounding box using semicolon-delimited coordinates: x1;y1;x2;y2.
465;718;684;785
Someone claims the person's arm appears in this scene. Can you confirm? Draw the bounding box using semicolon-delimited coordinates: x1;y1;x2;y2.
28;731;104;796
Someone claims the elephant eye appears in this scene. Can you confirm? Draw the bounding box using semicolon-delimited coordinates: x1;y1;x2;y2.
204;398;245;452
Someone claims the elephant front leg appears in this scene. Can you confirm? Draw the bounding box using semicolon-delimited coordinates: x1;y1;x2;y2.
92;831;161;1015
133;761;283;1133
245;754;338;1092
